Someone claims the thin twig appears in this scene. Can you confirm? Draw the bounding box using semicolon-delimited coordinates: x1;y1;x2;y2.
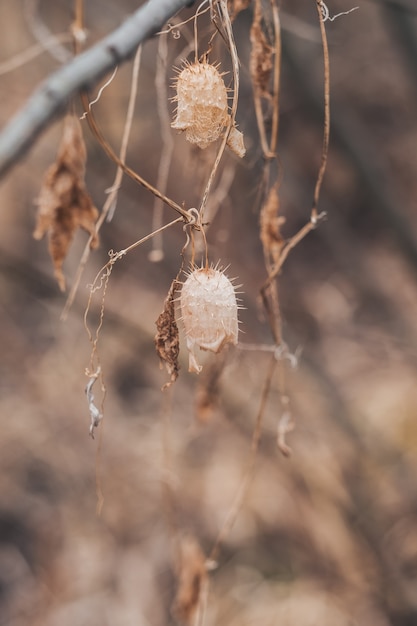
149;36;174;261
269;0;281;156
0;0;194;177
208;354;276;564
61;47;143;319
199;0;240;220
262;211;326;291
82;98;191;220
312;0;330;218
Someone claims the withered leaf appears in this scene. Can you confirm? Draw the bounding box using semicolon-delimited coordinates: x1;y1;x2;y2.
155;279;180;389
250;3;274;99
34;114;99;291
172;536;208;626
260;184;285;265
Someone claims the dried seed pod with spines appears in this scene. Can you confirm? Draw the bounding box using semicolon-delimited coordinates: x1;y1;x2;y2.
172;60;229;149
179;265;240;374
171;60;245;157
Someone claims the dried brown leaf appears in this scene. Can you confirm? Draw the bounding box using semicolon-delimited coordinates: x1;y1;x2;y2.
260;185;285;265
155;279;180;389
34;114;99;291
250;3;274;99
172;536;208;626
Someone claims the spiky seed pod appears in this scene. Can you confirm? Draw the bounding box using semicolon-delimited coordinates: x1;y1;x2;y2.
172;61;229;149
180;267;239;374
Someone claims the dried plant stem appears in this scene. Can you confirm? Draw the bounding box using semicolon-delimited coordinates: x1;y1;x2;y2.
269;0;281;156
250;0;281;159
276;359;294;456
149;36;174;261
260;270;282;345
251;0;272;158
202;161;235;227
208;354;276;564
199;0;239;220
95;422;105;514
313;0;330;218
107;49;142;222
82;97;190;220
62;47;142;320
262;211;326;292
62;48;142;319
84;216;182;364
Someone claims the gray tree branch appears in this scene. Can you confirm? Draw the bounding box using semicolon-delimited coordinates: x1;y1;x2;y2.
0;0;193;179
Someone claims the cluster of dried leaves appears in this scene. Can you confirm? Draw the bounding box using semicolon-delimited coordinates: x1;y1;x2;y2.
33;114;99;291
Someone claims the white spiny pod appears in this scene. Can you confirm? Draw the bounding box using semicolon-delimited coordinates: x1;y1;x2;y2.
180;266;239;374
171;61;229;149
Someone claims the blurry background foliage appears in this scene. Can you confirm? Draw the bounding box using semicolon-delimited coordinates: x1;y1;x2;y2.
1;0;417;625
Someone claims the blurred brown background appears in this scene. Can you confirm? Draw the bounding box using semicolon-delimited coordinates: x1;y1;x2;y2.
1;0;417;624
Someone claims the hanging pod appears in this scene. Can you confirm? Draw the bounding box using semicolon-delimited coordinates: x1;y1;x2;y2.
179;266;240;373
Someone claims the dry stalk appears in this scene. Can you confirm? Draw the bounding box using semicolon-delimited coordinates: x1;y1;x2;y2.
149;35;174;262
82;218;183;434
250;0;281;159
208;354;277;564
62;47;143;319
81;95;190;220
198;0;241;221
313;0;330;219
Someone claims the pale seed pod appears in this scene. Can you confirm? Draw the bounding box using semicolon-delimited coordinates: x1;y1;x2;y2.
180;266;239;374
171;61;229;149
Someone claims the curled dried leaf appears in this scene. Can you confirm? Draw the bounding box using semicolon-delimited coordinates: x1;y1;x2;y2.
155;279;180;389
34;114;99;291
250;3;274;99
260;185;285;265
172;536;208;626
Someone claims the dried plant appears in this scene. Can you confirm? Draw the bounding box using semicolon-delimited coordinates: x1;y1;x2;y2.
155;278;181;388
33;114;99;291
5;0;340;621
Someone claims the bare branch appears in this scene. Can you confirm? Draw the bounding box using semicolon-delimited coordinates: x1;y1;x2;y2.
0;0;193;178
